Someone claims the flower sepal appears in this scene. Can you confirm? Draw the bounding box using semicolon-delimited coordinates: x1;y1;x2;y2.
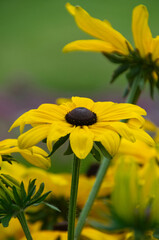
47;134;69;157
95;142;112;159
90;145;101;162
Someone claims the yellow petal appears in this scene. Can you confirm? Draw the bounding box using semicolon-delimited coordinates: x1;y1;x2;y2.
97;103;146;127
70;126;94;159
82;227;124;240
132;5;153;57
71;96;94;109
20;231;67;240
0;155;2;167
18;124;49;149
0;139;17;148
66;3;131;55
108;122;136;142
152;36;159;61
47;122;73;152
130;127;154;146
38;103;67;117
66;2;75;16
9;110;35;133
92;126;120;156
20;146;51;169
63;39;119;53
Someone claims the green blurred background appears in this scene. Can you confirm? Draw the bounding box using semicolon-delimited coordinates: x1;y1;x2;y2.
0;0;159;172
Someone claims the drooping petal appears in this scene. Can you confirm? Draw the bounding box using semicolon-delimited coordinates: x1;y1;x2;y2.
63;39;119;53
20;146;51;169
70;126;94;159
65;3;132;55
47;122;74;152
132;5;153;57
18;124;50;149
129;127;154;146
91;126;120;156
107;122;136;142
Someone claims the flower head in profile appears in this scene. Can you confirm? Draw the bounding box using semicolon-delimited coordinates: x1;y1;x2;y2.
109;157;159;237
9;97;153;160
0;139;51;169
63;3;159;97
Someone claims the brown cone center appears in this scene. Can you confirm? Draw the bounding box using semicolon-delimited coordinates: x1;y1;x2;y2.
65;107;97;126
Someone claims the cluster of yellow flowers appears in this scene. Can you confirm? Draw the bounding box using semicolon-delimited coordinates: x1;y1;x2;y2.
0;2;159;240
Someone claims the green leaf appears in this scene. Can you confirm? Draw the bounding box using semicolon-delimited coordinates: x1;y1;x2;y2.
90;146;101;162
0;199;10;212
20;182;27;200
64;141;73;155
28;191;51;207
12;186;22;206
32;183;45;200
48;134;69;157
0;174;20;188
27;179;36;199
1;214;12;227
42;202;61;212
95;142;111;159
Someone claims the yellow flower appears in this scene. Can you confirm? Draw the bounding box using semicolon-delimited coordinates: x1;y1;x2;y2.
63;3;154;59
111;157;159;234
63;3;132;55
0;218;41;240
20;230;67;240
9;97;153;159
116;138;158;165
63;4;159;95
0;138;51;169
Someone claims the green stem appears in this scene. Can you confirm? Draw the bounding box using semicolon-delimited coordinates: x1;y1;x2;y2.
68;155;81;240
17;211;33;240
75;156;112;240
126;76;141;104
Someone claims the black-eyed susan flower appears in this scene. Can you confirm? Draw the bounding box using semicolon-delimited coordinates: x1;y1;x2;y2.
0;138;51;169
63;3;159;97
9;97;153;159
20;230;67;240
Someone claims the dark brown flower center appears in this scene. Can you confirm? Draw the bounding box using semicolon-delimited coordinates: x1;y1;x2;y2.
65;107;97;126
53;221;68;231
